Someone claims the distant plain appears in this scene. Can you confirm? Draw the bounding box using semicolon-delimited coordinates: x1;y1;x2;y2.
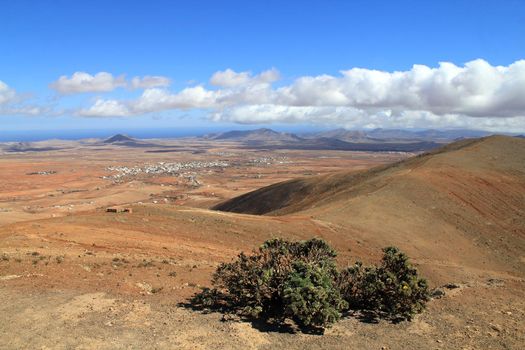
0;131;523;349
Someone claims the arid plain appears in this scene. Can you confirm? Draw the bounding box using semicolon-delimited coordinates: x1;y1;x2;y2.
0;135;524;349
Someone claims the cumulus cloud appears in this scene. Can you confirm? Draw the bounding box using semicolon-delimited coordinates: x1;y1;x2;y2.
78;86;219;117
75;60;525;132
0;80;45;116
210;69;251;87
130;75;171;89
78;99;130;117
50;72;127;94
0;80;16;105
210;68;280;87
50;72;171;94
274;59;525;118
211;105;525;132
133;86;219;112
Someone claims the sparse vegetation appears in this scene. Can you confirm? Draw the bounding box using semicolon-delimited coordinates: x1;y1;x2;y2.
137;259;155;268
191;239;429;331
112;257;129;264
283;261;347;328
151;286;163;294
339;247;430;321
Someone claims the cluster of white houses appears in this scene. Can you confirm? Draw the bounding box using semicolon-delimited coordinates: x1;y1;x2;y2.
104;160;229;180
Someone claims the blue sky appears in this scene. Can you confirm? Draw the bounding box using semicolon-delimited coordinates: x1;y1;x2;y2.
1;0;524;133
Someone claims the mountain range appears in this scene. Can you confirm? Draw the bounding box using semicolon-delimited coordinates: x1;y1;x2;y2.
202;128;488;152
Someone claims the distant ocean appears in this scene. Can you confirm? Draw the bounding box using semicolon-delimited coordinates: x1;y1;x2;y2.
0;127;227;142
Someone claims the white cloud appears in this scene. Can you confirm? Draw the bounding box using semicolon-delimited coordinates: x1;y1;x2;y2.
75;60;525;132
0;80;16;105
133;86;219;112
50;72;127;94
78;99;130;117
274;59;525;118
210;69;251;87
0;80;45;116
50;72;172;94
210;68;280;87
130;75;171;89
258;68;281;84
78;86;219;117
211;105;525;132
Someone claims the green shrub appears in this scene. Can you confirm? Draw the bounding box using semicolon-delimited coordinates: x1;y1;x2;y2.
191;239;430;331
338;262;381;311
193;238;346;330
339;247;430;321
283;261;347;328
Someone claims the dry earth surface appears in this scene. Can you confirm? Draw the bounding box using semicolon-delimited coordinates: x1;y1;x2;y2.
0;136;524;349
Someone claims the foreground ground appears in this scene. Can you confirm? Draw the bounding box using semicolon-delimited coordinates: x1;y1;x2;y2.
0;137;523;349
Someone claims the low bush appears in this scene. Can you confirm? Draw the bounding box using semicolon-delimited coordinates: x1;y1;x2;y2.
283;261;347;328
339;247;430;321
193;238;346;329
191;239;429;331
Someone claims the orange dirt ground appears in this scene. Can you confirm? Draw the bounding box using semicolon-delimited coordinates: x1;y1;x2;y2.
0;137;523;349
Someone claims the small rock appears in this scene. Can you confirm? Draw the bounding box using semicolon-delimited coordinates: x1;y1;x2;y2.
431;288;446;299
487;278;504;286
490;324;502;333
443;283;460;289
0;275;21;281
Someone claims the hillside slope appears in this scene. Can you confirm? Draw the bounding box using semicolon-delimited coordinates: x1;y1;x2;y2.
214;136;524;214
214;136;525;277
